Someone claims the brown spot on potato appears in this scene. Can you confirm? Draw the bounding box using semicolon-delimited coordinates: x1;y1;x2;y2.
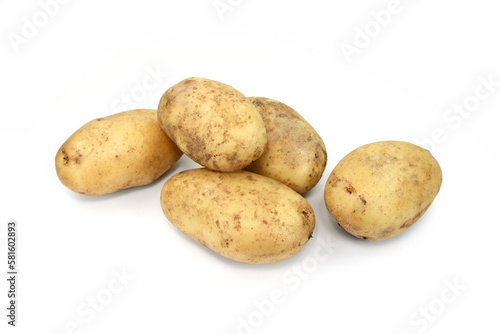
186;134;206;158
328;174;341;187
234;214;242;231
246;174;257;181
74;150;83;164
61;148;69;165
227;151;238;163
345;185;355;194
221;238;231;248
301;209;312;227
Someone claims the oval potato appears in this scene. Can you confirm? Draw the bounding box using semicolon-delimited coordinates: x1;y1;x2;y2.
245;97;327;194
324;141;442;241
160;168;315;264
55;109;182;195
157;77;267;172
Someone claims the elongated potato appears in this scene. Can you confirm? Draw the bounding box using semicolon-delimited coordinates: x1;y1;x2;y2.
160;168;315;264
157;77;267;172
245;97;327;194
324;141;442;241
55;109;182;195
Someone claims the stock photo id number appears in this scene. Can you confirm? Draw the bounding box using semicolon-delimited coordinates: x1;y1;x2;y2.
6;220;17;326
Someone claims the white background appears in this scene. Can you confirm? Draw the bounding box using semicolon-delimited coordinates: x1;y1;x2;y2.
1;0;499;333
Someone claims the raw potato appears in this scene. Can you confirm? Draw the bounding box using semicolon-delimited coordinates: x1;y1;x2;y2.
245;97;327;194
157;77;267;172
55;109;182;195
324;141;442;241
160;168;315;264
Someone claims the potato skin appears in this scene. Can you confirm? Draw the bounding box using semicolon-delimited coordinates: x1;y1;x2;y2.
157;77;267;172
55;109;182;195
244;97;327;194
160;168;315;264
324;141;442;241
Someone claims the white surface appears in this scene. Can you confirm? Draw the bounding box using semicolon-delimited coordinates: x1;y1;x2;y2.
1;0;499;333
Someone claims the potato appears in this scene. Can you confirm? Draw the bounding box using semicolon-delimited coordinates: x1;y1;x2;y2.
324;141;442;241
244;97;327;194
55;109;182;195
157;77;267;172
160;168;315;264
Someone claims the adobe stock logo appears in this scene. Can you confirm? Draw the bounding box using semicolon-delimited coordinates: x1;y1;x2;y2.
110;65;170;113
222;236;339;334
416;74;499;153
7;0;72;54
47;268;134;334
398;278;467;334
340;0;408;63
